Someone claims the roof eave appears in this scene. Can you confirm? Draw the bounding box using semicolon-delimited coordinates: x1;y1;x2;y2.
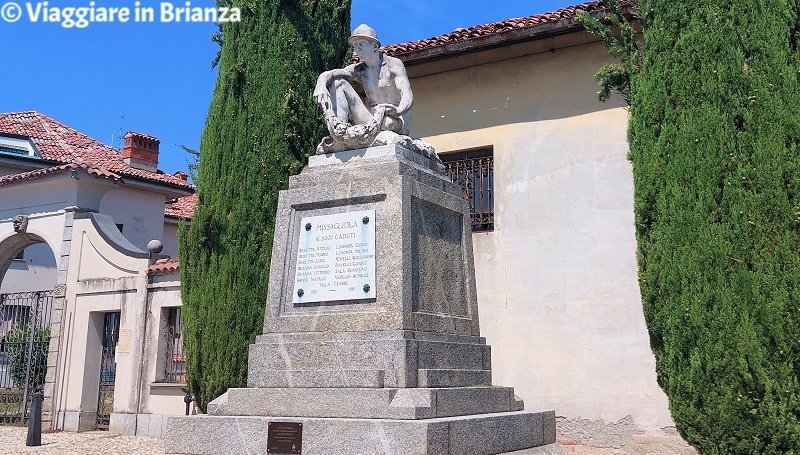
121;175;195;199
395;17;587;65
164;213;192;222
391;2;638;65
0;165;123;188
0;151;193;195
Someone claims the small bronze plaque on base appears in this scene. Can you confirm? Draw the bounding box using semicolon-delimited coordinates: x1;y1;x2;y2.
267;422;302;454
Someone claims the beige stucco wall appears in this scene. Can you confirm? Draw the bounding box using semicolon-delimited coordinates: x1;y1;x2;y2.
0;174;119;293
138;275;188;420
161;221;180;258
0;176;78;222
100;187;167;252
408;36;674;444
106;273;187;438
55;216;146;432
52;216;184;435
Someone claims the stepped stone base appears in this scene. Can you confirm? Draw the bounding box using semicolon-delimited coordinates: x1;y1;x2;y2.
207;387;524;419
166;410;556;455
167;387;555;455
247;331;492;389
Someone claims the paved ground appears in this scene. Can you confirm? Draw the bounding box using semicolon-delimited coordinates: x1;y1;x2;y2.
506;436;697;455
0;425;695;455
0;425;164;455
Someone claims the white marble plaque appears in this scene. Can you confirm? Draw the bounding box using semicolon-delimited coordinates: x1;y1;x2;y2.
292;210;376;303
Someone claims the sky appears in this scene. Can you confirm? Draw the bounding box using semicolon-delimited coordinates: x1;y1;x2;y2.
2;0;578;177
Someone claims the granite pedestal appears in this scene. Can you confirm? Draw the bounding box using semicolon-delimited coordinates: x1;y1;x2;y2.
166;145;555;454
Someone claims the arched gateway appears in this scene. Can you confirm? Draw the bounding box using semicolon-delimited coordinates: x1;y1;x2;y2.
0;210;67;426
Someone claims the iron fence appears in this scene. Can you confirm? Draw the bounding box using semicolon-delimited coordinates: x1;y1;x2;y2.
0;290;55;424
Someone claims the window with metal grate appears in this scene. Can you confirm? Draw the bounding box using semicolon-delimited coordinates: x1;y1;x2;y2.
441;148;494;232
164;307;186;383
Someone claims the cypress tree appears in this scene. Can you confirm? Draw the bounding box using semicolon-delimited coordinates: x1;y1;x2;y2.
179;0;351;411
629;1;800;452
576;0;640;105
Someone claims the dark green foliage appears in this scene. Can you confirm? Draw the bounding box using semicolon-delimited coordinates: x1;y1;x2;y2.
178;144;199;180
576;0;641;104
179;0;351;411
5;325;50;390
629;0;800;452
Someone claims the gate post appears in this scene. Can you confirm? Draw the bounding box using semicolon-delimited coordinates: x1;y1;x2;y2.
44;207;79;430
43;286;65;430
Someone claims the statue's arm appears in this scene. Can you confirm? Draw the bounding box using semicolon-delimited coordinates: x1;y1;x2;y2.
314;66;357;105
390;60;413;116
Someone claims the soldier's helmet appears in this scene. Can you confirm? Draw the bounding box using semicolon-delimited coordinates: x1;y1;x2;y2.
349;24;380;48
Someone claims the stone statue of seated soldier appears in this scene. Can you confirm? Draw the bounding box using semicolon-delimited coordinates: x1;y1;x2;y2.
313;24;439;160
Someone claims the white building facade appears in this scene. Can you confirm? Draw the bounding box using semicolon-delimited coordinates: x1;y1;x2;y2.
0;112;194;436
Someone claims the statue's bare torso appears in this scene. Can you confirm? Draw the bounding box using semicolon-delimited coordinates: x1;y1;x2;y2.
314;31;412;135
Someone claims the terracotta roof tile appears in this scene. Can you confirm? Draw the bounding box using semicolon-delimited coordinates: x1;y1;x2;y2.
0;161;123;187
147;257;180;276
381;1;632;58
0;111;192;189
165;193;197;219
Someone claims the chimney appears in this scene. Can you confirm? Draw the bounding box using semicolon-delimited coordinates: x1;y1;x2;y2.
122;131;160;172
173;171;189;181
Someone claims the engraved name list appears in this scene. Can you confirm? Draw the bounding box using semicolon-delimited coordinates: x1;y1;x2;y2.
292;209;376;303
